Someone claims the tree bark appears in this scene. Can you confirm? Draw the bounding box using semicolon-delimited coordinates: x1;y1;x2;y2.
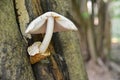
0;0;35;80
53;32;88;80
22;0;88;80
0;0;88;80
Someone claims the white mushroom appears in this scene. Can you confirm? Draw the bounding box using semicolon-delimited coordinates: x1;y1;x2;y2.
25;11;78;56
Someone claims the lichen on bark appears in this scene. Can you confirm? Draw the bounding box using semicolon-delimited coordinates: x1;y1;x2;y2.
0;0;35;80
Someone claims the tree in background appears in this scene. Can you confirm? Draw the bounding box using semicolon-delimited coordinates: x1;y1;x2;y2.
72;0;111;63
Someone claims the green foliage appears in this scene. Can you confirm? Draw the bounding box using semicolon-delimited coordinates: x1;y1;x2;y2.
109;1;120;18
81;12;89;19
112;0;119;1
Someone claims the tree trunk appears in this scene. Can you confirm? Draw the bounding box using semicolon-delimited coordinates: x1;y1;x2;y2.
0;0;35;80
97;0;110;60
0;0;88;80
23;0;88;80
71;0;97;62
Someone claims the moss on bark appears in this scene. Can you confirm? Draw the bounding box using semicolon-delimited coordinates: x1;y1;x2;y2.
0;0;35;80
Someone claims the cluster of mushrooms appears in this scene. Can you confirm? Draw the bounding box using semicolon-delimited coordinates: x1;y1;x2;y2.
25;12;78;64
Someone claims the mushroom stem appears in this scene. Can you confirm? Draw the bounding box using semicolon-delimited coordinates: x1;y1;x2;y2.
39;16;54;53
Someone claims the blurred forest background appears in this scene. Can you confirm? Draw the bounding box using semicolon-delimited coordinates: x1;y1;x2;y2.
0;0;120;80
81;0;120;80
72;0;120;80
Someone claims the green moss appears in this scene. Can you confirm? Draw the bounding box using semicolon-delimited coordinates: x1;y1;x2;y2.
0;0;35;80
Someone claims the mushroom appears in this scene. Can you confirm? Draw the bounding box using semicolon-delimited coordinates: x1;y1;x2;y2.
28;42;50;64
25;11;78;56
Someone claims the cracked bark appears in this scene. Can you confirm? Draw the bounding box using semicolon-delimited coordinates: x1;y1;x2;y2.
0;0;88;80
32;0;87;80
0;0;35;80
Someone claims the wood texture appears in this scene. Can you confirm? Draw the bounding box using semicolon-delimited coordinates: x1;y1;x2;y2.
0;0;35;80
14;0;88;80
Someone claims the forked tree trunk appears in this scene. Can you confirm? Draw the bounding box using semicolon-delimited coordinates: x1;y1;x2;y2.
71;0;97;62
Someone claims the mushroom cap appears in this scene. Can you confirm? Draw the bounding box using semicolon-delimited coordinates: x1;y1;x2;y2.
25;11;78;34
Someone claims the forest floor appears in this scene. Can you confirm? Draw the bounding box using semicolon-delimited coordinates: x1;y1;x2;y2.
86;60;120;80
86;42;120;80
